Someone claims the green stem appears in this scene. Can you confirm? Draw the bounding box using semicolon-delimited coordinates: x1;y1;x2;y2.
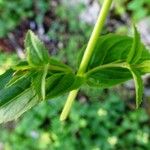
60;0;113;121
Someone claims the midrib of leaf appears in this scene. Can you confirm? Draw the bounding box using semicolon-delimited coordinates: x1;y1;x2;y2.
86;62;127;76
0;69;14;90
6;72;29;87
30;34;43;62
90;69;131;79
41;64;49;100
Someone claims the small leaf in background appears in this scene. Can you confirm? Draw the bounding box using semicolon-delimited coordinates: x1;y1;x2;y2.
86;66;132;88
127;26;142;63
25;30;49;66
129;67;143;108
0;69;14;90
32;65;48;100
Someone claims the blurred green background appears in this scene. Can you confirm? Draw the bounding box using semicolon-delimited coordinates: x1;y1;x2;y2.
0;0;150;150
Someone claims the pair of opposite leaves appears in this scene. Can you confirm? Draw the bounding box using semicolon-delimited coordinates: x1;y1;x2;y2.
0;27;150;123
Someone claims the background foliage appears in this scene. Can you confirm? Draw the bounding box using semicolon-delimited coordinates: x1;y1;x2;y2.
0;0;150;150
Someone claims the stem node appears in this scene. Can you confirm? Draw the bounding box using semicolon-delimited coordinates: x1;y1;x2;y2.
60;0;113;121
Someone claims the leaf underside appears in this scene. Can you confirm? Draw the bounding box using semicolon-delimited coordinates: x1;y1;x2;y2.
84;28;150;107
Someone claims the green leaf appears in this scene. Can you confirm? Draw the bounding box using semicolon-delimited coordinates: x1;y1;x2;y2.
6;70;29;87
86;64;132;88
140;47;150;62
0;70;84;123
0;72;41;123
79;31;149;88
129;67;143;108
127;26;142;63
0;74;31;107
78;34;132;71
136;60;150;74
32;65;48;100
46;73;84;99
0;69;14;90
78;34;150;71
0;88;39;123
25;30;49;66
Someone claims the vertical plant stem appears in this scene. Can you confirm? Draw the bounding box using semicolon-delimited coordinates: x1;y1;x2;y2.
60;0;113;121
